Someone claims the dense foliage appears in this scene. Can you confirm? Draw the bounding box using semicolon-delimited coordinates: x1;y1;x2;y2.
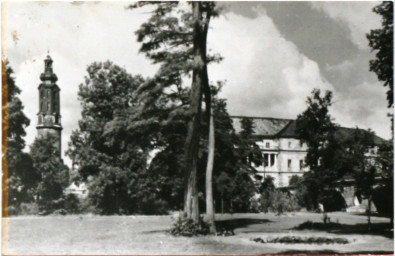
253;176;300;214
295;89;342;209
30;134;69;213
67;62;166;214
367;1;393;108
128;2;222;223
3;61;38;212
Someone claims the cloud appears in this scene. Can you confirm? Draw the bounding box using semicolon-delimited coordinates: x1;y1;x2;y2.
209;11;333;120
311;2;381;50
331;80;390;138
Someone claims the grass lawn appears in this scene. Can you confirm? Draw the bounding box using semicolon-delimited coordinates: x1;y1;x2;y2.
2;211;393;255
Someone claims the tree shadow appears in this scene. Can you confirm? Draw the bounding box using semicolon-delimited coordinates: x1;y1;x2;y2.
277;249;394;255
293;221;393;238
142;229;170;234
215;218;271;234
141;218;271;235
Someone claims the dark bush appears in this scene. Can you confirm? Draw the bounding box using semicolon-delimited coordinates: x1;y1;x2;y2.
257;189;301;214
372;185;393;217
319;190;347;212
170;217;210;237
62;194;82;214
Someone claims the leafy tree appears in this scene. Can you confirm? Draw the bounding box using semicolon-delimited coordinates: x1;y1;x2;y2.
374;140;393;223
67;61;165;214
367;1;393;108
208;102;257;214
295;89;344;209
342;129;378;228
239;117;263;168
2;61;38;214
30;133;69;213
129;2;221;225
257;175;300;214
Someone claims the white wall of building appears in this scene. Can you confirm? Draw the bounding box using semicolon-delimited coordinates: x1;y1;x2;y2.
255;137;309;187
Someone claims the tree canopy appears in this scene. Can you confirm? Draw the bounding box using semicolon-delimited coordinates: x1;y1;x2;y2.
367;1;393;108
3;61;37;212
30;133;69;213
295;89;345;209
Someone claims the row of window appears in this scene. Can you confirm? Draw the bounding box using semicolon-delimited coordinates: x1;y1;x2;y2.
264;141;304;149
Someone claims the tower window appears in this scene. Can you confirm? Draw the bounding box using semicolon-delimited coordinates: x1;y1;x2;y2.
288;142;292;148
47;102;50;112
266;142;270;148
288;159;292;169
299;160;303;170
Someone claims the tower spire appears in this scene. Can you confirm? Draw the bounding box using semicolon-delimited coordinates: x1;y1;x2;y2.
36;54;62;157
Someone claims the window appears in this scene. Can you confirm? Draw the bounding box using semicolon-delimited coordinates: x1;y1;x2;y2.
299;160;303;170
288;142;292;148
266;142;270;148
299;141;303;147
288;159;292;169
270;154;275;166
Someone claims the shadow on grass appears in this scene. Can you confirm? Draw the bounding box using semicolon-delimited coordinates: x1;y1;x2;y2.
276;250;394;255
142;229;171;234
215;218;271;234
142;218;271;235
293;221;393;238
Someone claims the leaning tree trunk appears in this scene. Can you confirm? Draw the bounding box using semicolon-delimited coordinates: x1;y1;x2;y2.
199;4;215;233
205;107;216;233
183;2;207;223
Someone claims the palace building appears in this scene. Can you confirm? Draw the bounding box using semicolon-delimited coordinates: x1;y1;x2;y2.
231;116;387;188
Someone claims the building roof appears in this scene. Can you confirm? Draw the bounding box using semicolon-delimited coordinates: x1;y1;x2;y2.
231;116;291;137
231;116;389;145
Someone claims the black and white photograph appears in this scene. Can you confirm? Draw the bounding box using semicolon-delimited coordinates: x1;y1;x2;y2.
2;1;394;255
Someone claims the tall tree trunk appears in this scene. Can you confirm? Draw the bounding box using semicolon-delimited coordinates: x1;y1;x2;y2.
183;2;206;223
205;108;216;233
201;6;215;231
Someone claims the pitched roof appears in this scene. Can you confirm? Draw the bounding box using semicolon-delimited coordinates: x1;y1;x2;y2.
231;116;389;145
335;126;388;146
231;116;292;137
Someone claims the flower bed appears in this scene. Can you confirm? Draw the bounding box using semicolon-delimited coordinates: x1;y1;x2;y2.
252;236;349;244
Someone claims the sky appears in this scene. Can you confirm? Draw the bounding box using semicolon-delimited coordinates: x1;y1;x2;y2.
3;1;391;166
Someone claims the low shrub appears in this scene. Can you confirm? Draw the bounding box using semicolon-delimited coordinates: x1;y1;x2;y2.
294;220;343;231
170;217;210;237
18;202;39;215
258;189;301;215
62;194;82;214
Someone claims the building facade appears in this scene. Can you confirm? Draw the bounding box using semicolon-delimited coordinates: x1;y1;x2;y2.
36;55;62;156
231;116;387;188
